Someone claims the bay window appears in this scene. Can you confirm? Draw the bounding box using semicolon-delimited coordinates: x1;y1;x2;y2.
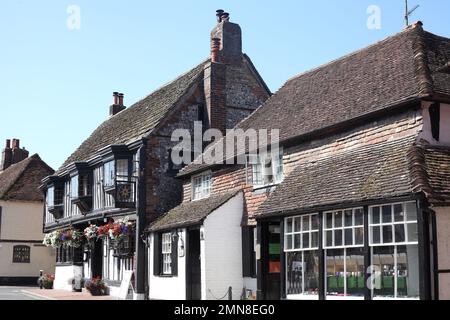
192;171;212;200
369;202;419;299
284;214;319;298
250;149;284;188
102;156;136;207
46;181;64;219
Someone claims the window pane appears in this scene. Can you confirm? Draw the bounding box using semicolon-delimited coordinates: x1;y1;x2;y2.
345;229;353;246
326;231;333;247
354;209;363;226
326;249;345;296
311;215;319;230
294;234;301;250
382;205;392;223
311;232;319;248
344;210;353;227
394;204;405;222
286;252;302;295
286;235;293;250
326;213;333;229
302;216;310;231
407;223;418;243
302;233;310;248
383;226;393;243
303;251;319;296
334;230;343;247
286;251;319;297
286;218;293;233
346;248;365;297
372;226;381;244
294;217;301;233
394;224;405;243
397;245;420;298
371;246;395;298
116;159;129;179
355;228;364;245
334;211;343;228
406;202;418;222
371;207;380;224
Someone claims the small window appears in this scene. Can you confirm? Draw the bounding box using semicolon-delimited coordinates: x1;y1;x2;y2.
103;161;115;187
250;150;284;188
13;245;30;263
162;233;172;275
70;175;79;199
429;103;440;141
192;172;212;200
285;213;320;252
323;208;364;249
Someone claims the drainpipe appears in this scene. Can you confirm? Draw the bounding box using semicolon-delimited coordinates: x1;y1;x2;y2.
134;138;148;300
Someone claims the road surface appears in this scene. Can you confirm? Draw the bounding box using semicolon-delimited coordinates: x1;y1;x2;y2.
0;286;46;300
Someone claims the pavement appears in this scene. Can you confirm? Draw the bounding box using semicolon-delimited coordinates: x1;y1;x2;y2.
0;286;114;300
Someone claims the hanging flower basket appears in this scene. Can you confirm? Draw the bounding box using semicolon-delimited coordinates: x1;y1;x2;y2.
43;228;84;248
108;217;135;243
84;224;99;241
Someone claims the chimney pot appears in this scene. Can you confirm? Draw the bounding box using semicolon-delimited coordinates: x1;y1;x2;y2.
118;93;124;106
216;9;225;22
221;12;230;22
5;139;10;149
11;139;19;149
113;92;119;105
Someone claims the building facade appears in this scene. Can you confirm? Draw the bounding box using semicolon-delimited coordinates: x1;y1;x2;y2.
41;11;270;299
0;139;55;285
157;22;450;300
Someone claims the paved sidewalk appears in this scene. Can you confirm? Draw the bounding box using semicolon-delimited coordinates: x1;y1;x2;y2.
22;288;114;300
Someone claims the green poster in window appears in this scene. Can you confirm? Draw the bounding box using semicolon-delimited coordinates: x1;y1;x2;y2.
269;243;280;255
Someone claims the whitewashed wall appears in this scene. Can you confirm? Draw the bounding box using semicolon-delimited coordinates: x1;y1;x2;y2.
435;207;450;300
148;230;187;300
203;192;244;300
0;200;55;278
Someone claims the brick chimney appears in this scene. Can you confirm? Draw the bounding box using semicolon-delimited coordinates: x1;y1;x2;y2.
204;10;243;135
109;92;126;117
1;139;29;171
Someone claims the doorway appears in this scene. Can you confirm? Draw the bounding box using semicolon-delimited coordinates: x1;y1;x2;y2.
186;229;201;300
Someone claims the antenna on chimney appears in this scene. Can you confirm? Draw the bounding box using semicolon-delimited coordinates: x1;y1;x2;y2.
405;0;420;27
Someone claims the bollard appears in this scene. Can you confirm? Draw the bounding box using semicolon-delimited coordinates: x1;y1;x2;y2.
228;286;232;300
39;270;43;289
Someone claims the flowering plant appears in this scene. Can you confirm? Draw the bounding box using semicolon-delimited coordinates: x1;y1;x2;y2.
85;277;107;296
38;273;55;289
43;230;63;248
97;223;113;238
108;217;135;242
84;224;99;241
43;229;84;248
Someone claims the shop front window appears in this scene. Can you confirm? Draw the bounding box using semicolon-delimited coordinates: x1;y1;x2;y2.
369;202;419;300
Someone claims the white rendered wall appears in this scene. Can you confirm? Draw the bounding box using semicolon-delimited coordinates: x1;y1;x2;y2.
148;230;187;300
435;207;450;300
203;192;244;300
0;200;55;278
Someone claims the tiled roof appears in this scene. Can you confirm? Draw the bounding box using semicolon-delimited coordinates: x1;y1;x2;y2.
147;190;241;232
179;24;450;177
58;60;207;172
0;154;54;202
410;145;450;205
257;136;418;218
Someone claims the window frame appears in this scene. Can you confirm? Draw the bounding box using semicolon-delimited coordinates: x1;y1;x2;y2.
284;213;320;252
323;208;365;249
161;232;173;275
368;201;418;247
250;149;284;189
191;171;212;201
12;245;30;263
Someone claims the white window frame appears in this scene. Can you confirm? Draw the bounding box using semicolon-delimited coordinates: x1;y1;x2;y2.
284;213;319;252
161;233;172;275
191;171;212;201
323;208;364;249
368;201;418;247
250;149;284;188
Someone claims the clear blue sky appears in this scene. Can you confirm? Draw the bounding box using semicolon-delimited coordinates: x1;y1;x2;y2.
1;0;449;169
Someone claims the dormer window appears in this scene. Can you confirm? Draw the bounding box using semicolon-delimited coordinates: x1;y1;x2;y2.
250;149;284;188
69;163;93;214
192;171;212;201
102;153;135;208
47;181;64;219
